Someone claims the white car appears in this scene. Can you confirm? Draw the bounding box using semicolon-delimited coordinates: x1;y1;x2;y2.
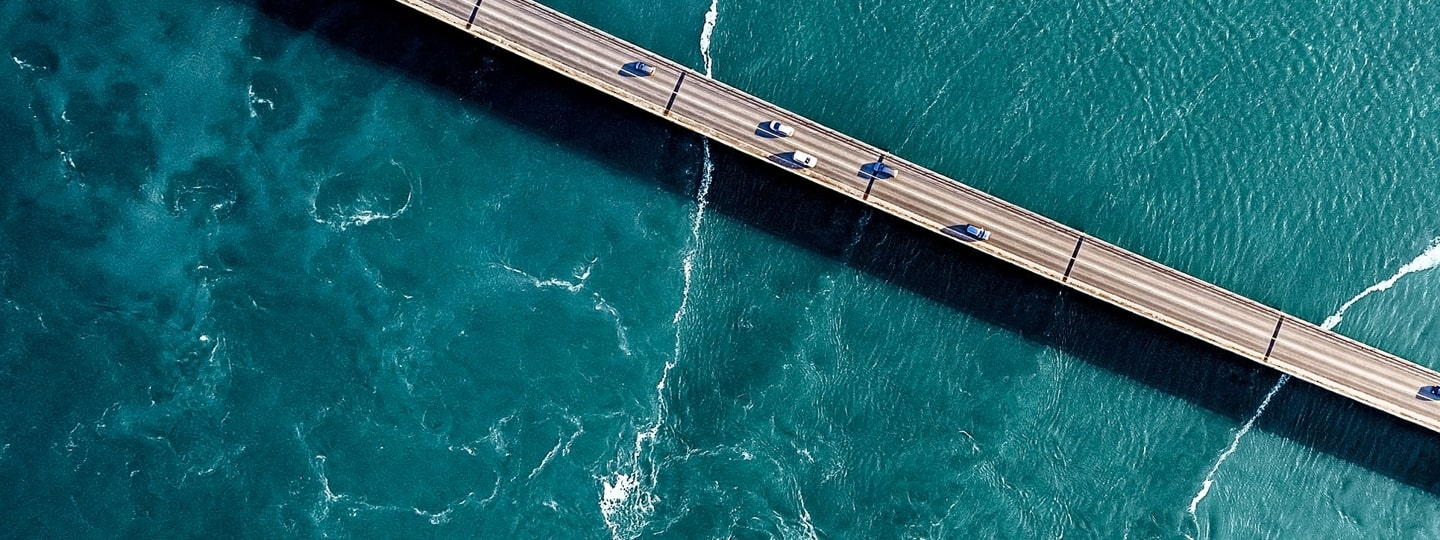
792;151;817;168
764;120;795;137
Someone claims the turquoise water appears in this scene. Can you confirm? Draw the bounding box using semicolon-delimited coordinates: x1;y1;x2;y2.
2;0;1440;537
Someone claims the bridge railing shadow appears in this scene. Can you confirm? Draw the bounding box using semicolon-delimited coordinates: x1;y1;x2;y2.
244;0;1440;496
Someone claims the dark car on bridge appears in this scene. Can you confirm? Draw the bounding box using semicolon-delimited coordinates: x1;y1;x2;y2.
956;224;990;240
624;61;655;76
944;224;990;241
1418;386;1440;401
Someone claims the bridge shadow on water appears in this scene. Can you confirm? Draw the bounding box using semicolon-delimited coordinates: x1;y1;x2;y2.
246;0;1440;495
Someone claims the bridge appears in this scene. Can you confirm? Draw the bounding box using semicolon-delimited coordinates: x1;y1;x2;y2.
392;0;1440;433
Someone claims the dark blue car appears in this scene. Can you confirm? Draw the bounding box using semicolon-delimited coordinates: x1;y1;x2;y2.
959;224;991;241
1417;386;1440;401
625;61;655;76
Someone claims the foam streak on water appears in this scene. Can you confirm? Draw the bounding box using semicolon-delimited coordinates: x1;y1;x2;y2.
308;160;418;231
1322;238;1440;330
699;0;719;77
601;111;716;540
1184;238;1440;538
302;426;483;530
495;259;631;354
496;258;596;292
599;5;721;537
1184;375;1288;523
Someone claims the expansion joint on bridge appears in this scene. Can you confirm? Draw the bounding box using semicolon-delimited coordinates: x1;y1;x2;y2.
862;153;888;200
663;72;688;115
1062;236;1085;282
1264;317;1285;360
465;0;484;29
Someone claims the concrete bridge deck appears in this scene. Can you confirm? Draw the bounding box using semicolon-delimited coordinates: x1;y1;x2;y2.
392;0;1440;433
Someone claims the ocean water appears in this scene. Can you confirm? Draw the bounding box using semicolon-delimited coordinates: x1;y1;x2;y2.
2;0;1439;537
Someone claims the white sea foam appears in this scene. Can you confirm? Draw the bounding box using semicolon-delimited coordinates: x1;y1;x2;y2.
528;421;584;481
593;294;632;356
600;137;715;539
601;472;640;507
497;258;595;292
599;412;665;538
668;146;714;330
1322;238;1440;329
600;6;722;536
496;258;632;355
476;476;502;508
699;0;719;77
61;422;83;455
247;83;274;118
411;491;486;525
1185;374;1287;519
483;415;514;457
1183;237;1440;538
339;193;412;228
309;453;342;524
447;415;515;457
794;486;820;540
310;161;418;231
303;429;483;528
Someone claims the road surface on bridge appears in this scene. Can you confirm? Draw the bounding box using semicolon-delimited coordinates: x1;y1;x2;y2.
393;0;1440;433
